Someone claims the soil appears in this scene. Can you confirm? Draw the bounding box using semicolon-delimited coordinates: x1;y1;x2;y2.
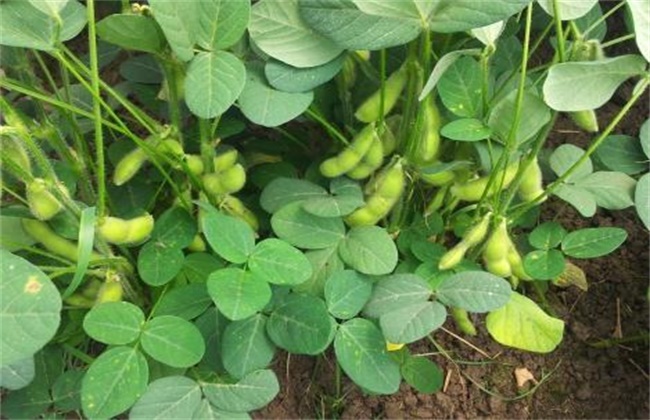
254;96;650;419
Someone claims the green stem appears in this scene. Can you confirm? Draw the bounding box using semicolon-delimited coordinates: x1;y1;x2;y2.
552;0;566;62
199;117;217;173
451;307;477;336
306;108;349;146
86;0;106;218
582;1;626;39
378;49;387;129
601;34;636;49
160;58;184;144
62;343;95;365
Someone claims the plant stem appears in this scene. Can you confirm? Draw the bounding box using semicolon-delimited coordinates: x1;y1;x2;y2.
62;343;95;365
378;48;387;129
160;58;184;144
552;0;566;61
601;34;636;49
86;0;106;218
582;1;626;39
306;108;349;146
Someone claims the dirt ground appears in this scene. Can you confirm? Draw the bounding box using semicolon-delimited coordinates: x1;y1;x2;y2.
255;100;650;419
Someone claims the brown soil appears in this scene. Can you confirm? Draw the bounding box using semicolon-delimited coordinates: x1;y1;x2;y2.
254;98;650;419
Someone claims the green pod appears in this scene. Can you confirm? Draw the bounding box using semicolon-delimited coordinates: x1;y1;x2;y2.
450;161;519;202
482;220;510;263
113;147;149;186
518;158;545;203
26;178;65;221
355;65;408;123
570;39;605;62
379;118;399;156
97;216;131;245
96;279;123;304
219;163;246;194
1;135;32;174
409;95;441;166
213;148;239;172
320;124;378;178
124;213;155;245
22;218;102;262
450;307;477;336
203;173;226;196
187;234;206;252
222;195;259;231
569;109;599;133
345;162;404;227
420;169;455;186
486;257;512;278
438;242;469;271
346;137;384;179
156;138;184;157
461;213;491;247
507;247;531;280
185;154;205;176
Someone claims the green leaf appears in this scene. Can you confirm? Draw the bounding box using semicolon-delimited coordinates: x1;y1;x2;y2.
207;268;272;321
177;253;225;284
299;0;421;50
52;369;84;412
488;90;551;144
334;318;401;394
338;226;398;275
265;54;345;93
435;271;512;312
96;14;166;54
222;314;276;379
471;20;505;47
594;135;648;175
141;316;206;368
119;54;163;84
250;0;343;67
0;250;61;366
537;0;598;20
575;171;636;210
0;215;36;251
549;144;592;182
528;221;567;250
553;184;597;217
561;227;627;258
137;242;185;286
266;294;336;355
149;0;198;61
194;308;229;372
59;1;88;42
185;51;246;119
151;206;197;249
0;356;35;390
379;301;446;344
271;201;346;249
363;274;431;318
401;357;443;394
324;270;374;320
636;173;650;230
62;206;96;299
201;204;255;264
81;347;149;419
155;284;212;320
28;0;69;16
260;177;328;214
486;292;564;353
440;118;491;142
419;49;482;100
238;64;314;127
626;0;650;62
437;56;482;118
192;399;251;420
295;247;345;297
83;302;144;345
430;0;531;33
523;249;566;280
0;0;55;51
202;369;279;412
196;0;250;50
543;55;647;111
248;238;313;286
352;0;436;23
129;376;202;420
0;349;55;418
640;119;650;159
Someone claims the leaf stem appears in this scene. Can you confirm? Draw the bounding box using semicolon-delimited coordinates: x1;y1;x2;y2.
306;108;349;146
552;0;566;61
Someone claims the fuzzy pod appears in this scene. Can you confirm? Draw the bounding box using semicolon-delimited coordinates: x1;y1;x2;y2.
450;307;477;336
222;195;259;231
113;147;149;186
461;213;491;247
22;218;102;262
420;169;455;186
409;95;441;166
123;213;155;245
219;163;246;194
482;220;511;263
96;279;123;304
450;161;519;202
1;135;32;174
355;65;408;123
26;178;65;221
156;138;184;157
97;216;131;245
569;109;599;133
320;124;378;178
213;148;239;172
507;247;531;280
345;137;384;179
438;242;469;271
485;257;512;278
517;158;545;203
185;154;205;176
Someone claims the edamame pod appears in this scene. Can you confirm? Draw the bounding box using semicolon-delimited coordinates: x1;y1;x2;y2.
320;124;378;178
1;135;31;174
462;213;491;247
355;65;408;123
222;195;259;231
420;168;455;186
409;95;441;166
213;148;239;172
185;154;204;176
569;109;599;133
517;157;545;203
438;242;469;271
450;161;519;202
482;220;510;262
96;278;123;304
97;213;154;246
113;147;149;186
26;178;66;221
345;136;384;179
187;234;206;252
22;218;102;262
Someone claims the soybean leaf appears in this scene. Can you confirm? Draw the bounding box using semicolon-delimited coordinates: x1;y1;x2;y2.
207;268;272;321
194;308;229;372
299;0;421;51
324;270;374;320
636;173;650;229
238;64;314;127
154;283;212;320
537;0;598;20
543;55;647;111
363;274;431;318
379;301;447;344
196;0;250;51
594;135;647;175
0;357;35;390
523;249;566;280
419;49;482;100
488;90;551;144
553;184;597;217
83;302;145;345
486;292;564;353
96;14;166;54
222;314;276;379
428;0;530;33
401;357;443;394
260;177;328;214
528;221;567;250
440;118;492;142
119;54;163;84
641;119;650;159
52;369;84;412
265;54;345;93
575;171;636;210
0;215;36;251
192;399;251;420
250;0;343;68
352;0;436;22
549;144;592;182
129;376;202;420
0;250;61;366
248;239;313;286
28;0;68;16
338;226;398;275
471;20;505;46
435;271;511;313
627;0;650;62
137;242;185;286
295;247;345;297
561;227;627;258
437;56;482;118
81;347;149;419
334;318;401;395
141;316;205;368
574;3;607;41
202;369;279;413
185;51;246;119
0;0;55;51
302;192;364;217
177;253;225;284
266;294;336;355
149;0;197;61
151;206;197;249
201;204;255;264
271;201;346;249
